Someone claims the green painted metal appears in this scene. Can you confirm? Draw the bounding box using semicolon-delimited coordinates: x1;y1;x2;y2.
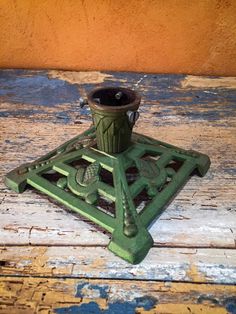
5;86;210;263
5;125;210;264
87;87;140;154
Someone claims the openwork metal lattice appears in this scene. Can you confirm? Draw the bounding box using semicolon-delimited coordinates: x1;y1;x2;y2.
5;126;210;264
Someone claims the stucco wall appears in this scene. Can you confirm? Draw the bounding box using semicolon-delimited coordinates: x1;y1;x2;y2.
0;0;236;75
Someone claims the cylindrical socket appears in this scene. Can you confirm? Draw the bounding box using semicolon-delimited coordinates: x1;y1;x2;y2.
87;87;141;154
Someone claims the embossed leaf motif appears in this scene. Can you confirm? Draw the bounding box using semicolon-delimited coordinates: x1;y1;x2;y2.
136;158;168;197
101;117;128;135
76;162;100;187
138;159;160;179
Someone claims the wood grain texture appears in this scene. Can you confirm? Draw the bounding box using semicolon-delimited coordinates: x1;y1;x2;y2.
1;120;235;248
0;70;235;311
0;277;236;314
0;246;235;284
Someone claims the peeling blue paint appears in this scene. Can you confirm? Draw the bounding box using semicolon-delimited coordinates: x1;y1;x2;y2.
133;296;157;310
75;283;109;299
55;282;157;313
55;296;157;314
0;69;80;106
222;168;236;175
0;70;94;124
1;70;235;125
223;297;236;314
0;109;45;118
103;71;185;89
55;302;100;314
198;295;219;305
198;296;236;314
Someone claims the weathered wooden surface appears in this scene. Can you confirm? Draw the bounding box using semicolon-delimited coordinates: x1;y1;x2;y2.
1;277;236;314
1;276;236;314
0;70;236;313
0;246;236;284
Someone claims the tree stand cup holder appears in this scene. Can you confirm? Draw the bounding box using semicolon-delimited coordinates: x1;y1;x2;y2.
87;87;141;154
5;86;210;264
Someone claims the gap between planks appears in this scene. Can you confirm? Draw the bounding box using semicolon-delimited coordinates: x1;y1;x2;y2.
0;243;235;250
0;273;235;286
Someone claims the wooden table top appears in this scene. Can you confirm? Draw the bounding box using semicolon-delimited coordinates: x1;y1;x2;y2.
0;69;235;313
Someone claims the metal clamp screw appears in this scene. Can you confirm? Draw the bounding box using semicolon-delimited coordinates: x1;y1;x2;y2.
79;97;88;108
127;110;140;124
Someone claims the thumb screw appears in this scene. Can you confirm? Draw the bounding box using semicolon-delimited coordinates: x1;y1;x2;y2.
127;110;140;124
79;97;88;108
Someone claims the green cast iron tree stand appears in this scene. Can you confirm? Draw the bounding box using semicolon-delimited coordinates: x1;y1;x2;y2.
5;126;210;264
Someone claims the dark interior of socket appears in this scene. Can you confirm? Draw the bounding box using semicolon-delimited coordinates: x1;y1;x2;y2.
92;88;136;106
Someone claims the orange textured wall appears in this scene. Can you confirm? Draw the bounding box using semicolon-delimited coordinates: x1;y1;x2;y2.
0;0;236;75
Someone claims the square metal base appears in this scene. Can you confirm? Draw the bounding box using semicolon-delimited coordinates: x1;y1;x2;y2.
5;126;210;264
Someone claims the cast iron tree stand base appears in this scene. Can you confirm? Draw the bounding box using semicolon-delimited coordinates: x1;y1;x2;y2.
5;87;210;264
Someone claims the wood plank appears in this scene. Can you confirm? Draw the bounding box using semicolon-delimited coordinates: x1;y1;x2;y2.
0;70;235;127
1;178;235;248
0;276;236;314
0;246;235;284
1;118;235;248
0;70;235;287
